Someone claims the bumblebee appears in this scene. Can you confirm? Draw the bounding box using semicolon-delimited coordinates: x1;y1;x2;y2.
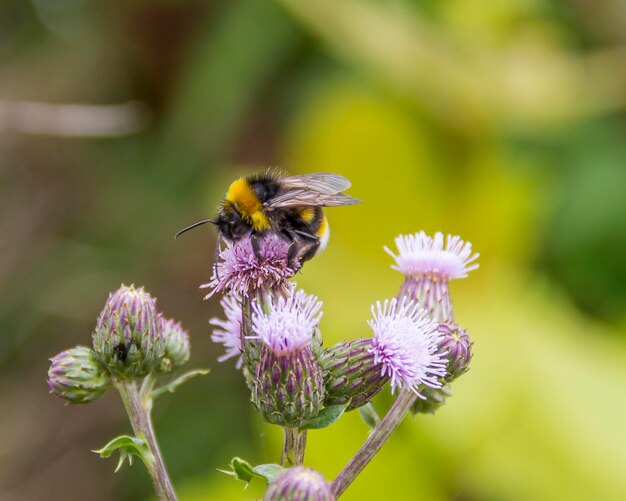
176;172;360;265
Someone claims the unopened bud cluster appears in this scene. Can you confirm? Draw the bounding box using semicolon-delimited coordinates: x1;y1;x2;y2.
48;284;190;405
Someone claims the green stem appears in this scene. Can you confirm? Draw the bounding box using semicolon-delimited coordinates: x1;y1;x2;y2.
116;381;178;501
331;390;416;498
281;427;308;466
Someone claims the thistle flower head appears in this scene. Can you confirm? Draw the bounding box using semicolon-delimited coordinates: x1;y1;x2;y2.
264;466;334;501
92;284;164;379
201;234;300;299
250;287;323;356
246;287;326;427
436;322;473;382
209;294;243;368
385;232;479;281
159;316;190;372
368;298;446;396
48;346;111;404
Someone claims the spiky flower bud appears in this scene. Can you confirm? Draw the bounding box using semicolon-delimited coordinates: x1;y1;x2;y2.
320;339;389;411
159;316;190;372
92;284;164;379
437;322;473;381
411;384;452;415
264;466;334;501
247;288;326;427
48;347;111;404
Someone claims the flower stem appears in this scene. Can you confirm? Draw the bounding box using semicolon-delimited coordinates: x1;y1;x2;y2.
116;381;178;501
331;390;416;498
281;427;308;467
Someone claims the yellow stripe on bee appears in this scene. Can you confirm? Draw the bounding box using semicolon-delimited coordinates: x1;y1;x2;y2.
315;215;328;237
251;211;270;231
316;215;330;252
299;207;316;223
226;178;270;231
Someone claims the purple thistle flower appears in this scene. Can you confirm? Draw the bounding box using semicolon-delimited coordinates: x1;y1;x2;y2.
249;287;323;356
385;232;479;280
201;234;300;299
209;294;244;368
246;287;326;427
368;298;446;397
385;232;479;322
264;466;334;501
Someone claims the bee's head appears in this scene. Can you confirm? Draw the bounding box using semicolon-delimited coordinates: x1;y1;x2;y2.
216;202;250;241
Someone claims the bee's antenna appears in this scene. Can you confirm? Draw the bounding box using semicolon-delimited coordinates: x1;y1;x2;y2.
175;219;215;239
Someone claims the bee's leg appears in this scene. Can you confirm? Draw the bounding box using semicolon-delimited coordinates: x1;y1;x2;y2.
291;229;320;266
280;229;301;266
281;228;295;242
299;238;320;263
250;233;264;263
287;241;300;266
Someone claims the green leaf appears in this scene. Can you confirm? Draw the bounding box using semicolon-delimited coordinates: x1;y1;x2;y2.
218;457;284;486
93;435;154;472
359;402;380;429
150;369;209;400
300;405;346;430
253;463;285;484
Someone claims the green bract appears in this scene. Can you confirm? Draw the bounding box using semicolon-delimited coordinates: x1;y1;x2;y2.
248;345;326;428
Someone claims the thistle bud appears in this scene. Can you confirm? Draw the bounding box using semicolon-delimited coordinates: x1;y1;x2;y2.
252;345;325;427
436;322;473;381
92;284;164;379
320;339;389;411
247;288;326;427
48;347;110;404
264;466;334;501
410;384;452;415
159;316;190;372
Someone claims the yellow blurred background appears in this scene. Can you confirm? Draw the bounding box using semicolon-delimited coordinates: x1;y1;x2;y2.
1;1;625;500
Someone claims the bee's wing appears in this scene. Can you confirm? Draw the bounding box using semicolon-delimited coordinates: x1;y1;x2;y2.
280;173;352;194
267;190;361;208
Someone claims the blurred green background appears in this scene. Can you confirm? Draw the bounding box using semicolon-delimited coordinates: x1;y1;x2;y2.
1;0;625;500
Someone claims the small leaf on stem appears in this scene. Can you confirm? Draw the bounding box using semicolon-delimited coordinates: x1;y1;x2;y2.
359;402;380;429
93;435;154;472
299;405;346;430
150;369;209;400
218;457;284;486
